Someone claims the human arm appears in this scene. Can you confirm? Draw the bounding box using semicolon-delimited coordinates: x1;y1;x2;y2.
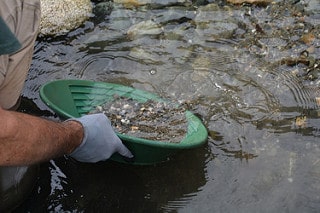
0;107;133;166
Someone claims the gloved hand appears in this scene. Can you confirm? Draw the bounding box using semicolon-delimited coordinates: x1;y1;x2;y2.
67;113;134;163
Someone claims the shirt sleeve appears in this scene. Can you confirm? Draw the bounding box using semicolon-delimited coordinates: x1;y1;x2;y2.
0;17;21;55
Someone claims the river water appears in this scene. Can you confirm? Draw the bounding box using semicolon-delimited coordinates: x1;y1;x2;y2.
15;0;320;212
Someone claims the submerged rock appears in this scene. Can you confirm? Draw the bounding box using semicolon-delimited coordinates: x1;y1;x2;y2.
227;0;273;5
40;0;93;36
195;4;239;40
93;1;114;22
126;20;163;40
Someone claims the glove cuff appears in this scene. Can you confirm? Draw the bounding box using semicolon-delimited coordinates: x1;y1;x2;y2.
65;118;88;159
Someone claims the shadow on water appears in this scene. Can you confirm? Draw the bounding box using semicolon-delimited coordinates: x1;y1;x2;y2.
15;146;209;212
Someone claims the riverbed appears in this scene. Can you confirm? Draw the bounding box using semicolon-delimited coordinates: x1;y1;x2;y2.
15;0;320;212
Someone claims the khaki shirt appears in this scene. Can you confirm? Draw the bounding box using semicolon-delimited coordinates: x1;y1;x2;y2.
0;0;40;109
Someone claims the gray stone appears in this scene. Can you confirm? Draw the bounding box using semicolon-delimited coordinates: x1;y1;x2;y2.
40;0;93;36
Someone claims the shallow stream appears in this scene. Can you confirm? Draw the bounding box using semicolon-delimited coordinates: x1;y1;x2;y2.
15;0;320;212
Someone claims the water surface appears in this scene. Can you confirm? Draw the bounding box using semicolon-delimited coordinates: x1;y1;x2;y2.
16;0;320;212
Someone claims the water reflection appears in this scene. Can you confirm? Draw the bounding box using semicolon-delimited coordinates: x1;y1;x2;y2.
16;0;320;212
16;146;208;212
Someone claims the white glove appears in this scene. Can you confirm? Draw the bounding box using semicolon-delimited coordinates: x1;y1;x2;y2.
68;113;133;163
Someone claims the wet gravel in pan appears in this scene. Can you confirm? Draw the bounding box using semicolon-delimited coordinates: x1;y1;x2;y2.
91;96;188;142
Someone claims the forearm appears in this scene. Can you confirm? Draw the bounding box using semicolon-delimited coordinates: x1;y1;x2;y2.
0;108;83;166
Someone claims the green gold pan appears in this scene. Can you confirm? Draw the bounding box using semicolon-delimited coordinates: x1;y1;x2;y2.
40;79;208;165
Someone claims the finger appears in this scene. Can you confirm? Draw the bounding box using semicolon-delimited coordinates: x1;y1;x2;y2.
117;143;134;159
122;155;135;163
